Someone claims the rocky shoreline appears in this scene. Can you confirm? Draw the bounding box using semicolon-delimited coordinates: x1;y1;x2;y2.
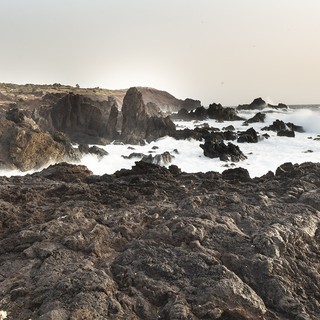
0;160;319;319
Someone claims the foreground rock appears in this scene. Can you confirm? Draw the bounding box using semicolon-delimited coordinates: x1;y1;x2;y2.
0;109;77;171
0;161;319;320
121;87;176;144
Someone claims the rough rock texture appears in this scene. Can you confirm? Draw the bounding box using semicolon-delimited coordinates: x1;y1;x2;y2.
262;120;304;134
207;103;243;121
121;87;176;144
173;104;243;121
200;141;247;162
35;93;119;145
238;98;288;111
0;109;77;171
0;161;320;319
237;128;259;143
243;112;266;125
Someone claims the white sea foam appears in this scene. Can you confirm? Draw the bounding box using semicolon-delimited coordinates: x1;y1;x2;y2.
1;107;319;178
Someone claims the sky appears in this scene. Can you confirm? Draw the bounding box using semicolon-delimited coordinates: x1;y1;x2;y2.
0;0;320;106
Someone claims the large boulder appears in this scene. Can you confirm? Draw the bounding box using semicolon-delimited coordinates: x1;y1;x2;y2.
121;87;176;144
34;93;119;144
200;141;247;162
0;109;77;171
237;97;267;110
207;103;243;121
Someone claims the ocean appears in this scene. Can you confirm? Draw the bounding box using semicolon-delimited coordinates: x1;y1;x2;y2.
2;105;320;178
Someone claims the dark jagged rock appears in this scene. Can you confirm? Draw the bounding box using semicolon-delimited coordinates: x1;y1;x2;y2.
121;87;176;144
142;151;175;166
173;103;243;121
181;98;201;111
262;119;303;137
237;127;259;143
222;167;251;182
277;129;295;137
78;144;109;158
0;111;77;171
200;141;247;162
207;103;243;121
237;97;267;110
0;161;319;319
243;112;266;125
34;93;119;145
122;152;145;160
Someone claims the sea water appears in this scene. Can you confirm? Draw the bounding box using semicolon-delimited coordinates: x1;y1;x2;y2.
1;106;320;178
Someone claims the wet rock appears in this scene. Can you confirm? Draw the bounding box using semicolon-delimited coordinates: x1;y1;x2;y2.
243;112;266;125
78;144;108;158
200;141;247;162
142;151;175;166
207;103;243;121
237;127;259;143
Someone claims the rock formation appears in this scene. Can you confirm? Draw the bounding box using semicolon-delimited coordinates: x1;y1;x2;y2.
0;108;77;171
0;161;319;319
173;104;243;122
200;141;247;162
121;87;176;144
262;120;304;137
35;93;119;144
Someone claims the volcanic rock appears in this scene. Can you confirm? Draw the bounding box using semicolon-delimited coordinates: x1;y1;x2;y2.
237;127;259;143
142;151;175;166
200;141;247;162
121;87;176;144
0;110;77;171
207;103;243;121
243;112;266;125
237;97;267;110
0;161;319;319
34;93;119;144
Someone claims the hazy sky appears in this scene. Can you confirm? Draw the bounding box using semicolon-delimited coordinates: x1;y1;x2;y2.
1;0;320;106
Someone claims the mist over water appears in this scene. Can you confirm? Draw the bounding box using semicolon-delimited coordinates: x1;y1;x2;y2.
1;106;320;178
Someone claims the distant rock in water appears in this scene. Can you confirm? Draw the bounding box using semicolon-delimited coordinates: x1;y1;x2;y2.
237;97;267;110
142;151;175;166
200;141;247;162
237;127;259;143
207;103;243;121
173;103;243;121
262;119;304;137
78;144;109;158
0;108;78;171
121;87;176;144
238;98;288;110
243;112;266;125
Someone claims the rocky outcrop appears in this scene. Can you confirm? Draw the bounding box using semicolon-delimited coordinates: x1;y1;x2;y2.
200;141;247;162
237;127;259;143
121;87;176;144
173;104;243;121
238;98;289;111
207;103;243;121
262;119;304;137
45;93;119;144
237;97;267;110
0;109;77;171
0;161;319;319
243;112;266;125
